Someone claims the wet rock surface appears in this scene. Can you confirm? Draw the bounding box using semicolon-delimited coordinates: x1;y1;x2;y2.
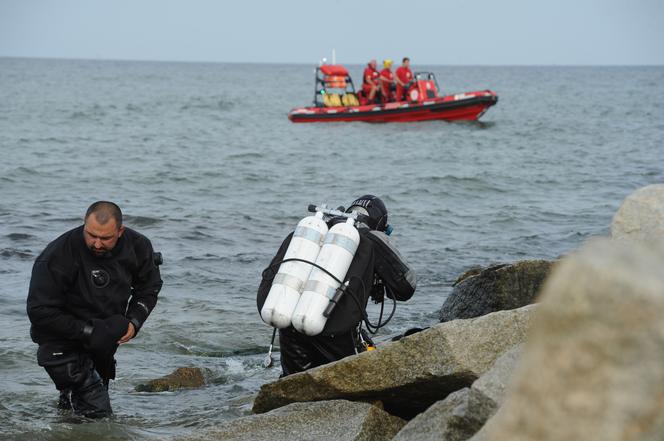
176;399;405;441
135;367;208;392
439;260;553;322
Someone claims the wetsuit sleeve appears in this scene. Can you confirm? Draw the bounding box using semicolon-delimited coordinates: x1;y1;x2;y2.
365;230;416;301
27;259;88;341
125;237;163;332
257;233;293;313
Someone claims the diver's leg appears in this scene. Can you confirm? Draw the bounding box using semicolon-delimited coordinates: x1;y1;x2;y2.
69;359;112;419
309;329;357;364
58;389;72;410
278;327;321;376
44;352;112;418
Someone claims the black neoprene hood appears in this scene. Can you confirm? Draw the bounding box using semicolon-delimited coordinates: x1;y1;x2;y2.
348;195;388;231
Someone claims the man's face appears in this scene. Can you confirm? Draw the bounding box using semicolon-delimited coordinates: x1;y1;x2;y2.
83;214;124;257
404;60;410;67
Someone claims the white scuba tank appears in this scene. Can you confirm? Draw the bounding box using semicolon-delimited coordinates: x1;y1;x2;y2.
291;217;360;336
261;211;328;328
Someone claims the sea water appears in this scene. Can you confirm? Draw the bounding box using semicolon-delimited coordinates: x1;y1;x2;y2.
1;58;663;440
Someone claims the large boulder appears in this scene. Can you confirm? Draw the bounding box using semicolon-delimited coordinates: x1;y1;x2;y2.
471;344;522;408
390;388;492;441
439;260;553;322
484;238;664;441
177;399;405;441
611;184;664;241
135;367;208;392
253;305;534;419
392;345;523;441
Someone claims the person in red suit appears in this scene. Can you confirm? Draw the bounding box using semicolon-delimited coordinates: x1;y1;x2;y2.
361;60;380;103
379;59;394;103
395;57;413;102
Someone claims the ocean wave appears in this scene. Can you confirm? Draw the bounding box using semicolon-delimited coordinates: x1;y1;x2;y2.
5;233;36;242
182;253;222;261
125;103;143;112
68;104;108;120
182;230;215;240
180;97;235;112
7;166;41;176
225;152;263;160
124;215;162;227
0;248;33;260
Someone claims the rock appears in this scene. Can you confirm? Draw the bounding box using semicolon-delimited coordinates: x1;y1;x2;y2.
471;344;522;408
484;238;664;441
176;399;405;441
135;367;208;392
465;416;491;441
439;260;553;322
611;184;664;241
391;388;492;441
253;305;534;419
453;265;491;286
391;346;523;441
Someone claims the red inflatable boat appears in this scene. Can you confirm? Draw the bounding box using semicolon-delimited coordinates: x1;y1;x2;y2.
288;64;498;123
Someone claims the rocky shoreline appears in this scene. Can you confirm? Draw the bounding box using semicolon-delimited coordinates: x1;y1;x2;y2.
144;184;664;441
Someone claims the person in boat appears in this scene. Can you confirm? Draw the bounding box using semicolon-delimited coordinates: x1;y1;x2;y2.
379;59;395;103
27;201;163;418
395;57;414;102
257;195;416;376
362;59;380;104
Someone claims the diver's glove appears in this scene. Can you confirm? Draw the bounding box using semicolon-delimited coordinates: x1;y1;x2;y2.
83;315;130;356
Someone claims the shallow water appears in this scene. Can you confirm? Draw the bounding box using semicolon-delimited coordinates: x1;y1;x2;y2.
1;58;663;439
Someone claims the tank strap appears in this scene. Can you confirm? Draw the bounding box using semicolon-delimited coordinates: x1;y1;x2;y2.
303;279;337;299
324;232;357;254
294;225;325;245
273;273;304;292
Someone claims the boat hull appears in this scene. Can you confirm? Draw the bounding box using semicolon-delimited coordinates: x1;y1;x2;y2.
288;91;498;123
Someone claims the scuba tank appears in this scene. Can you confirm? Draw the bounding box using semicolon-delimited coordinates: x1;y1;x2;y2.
291;217;360;336
260;211;328;328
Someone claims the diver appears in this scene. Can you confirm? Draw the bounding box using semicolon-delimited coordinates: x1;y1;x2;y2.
257;195;416;376
26;201;163;418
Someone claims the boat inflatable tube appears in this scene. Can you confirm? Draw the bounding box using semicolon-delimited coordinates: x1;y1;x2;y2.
261;212;328;328
291;218;360;336
364;230;416;301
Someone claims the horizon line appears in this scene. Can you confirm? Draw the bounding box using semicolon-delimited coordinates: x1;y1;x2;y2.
1;55;662;68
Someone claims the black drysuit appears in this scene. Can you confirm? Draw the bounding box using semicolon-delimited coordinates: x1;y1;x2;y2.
27;225;162;416
257;226;415;376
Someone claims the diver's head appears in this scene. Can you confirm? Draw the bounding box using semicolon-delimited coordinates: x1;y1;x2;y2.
83;201;125;257
346;195;388;232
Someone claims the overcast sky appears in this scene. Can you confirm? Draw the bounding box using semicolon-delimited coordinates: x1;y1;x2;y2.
1;0;662;65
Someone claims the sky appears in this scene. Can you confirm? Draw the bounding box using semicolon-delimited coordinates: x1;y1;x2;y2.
1;0;663;65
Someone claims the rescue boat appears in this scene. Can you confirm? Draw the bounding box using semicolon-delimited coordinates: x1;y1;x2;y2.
288;64;498;123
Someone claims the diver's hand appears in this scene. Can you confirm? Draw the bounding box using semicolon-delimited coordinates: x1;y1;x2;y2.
86;315;129;356
118;322;136;345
